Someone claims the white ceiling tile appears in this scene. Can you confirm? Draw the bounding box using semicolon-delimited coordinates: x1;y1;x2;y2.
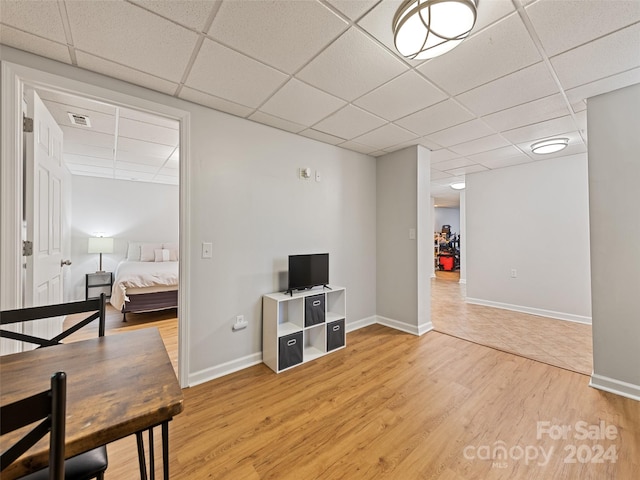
429;149;460;164
326;0;380;20
313;105;386;139
178;87;254;117
431;157;477;171
118;118;180;146
354;71;447;121
115;161;160;174
120;107;179;130
417;13;541;96
473;0;516;33
339;141;378;155
259;78;346;126
416;137;444;150
430;170;455;181
476;154;532;170
298;129;346;145
185;39;288;108
444;164;489;176
44;103;115;137
426;120;496;148
449;134;510;156
115;170;155;181
297;27;408;101
129;0;217;31
64;143;114;160
209;0;348;73
482;94;571;132
431;174;465;186
248;111;306;134
75;52;179;96
0;26;71;64
465;145;526;165
0;0;67;43
63;128;114;149
457;62;559;116
395;99;474;136
151;175;179;186
118;137;175;159
39;90;117;116
551;23;640;90
370;151;388;157
501;115;578;144
67;164;115;177
351;123;418;150
117;150;168;166
526;0;640;57
66;1;198;83
64;154;113;168
565;67;640;106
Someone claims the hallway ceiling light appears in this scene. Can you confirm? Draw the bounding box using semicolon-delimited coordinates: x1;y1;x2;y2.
450;182;465;190
531;138;569;155
392;0;479;60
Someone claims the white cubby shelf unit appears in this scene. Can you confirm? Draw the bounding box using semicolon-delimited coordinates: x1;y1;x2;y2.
262;286;346;373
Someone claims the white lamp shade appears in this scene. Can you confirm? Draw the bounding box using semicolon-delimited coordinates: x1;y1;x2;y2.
88;237;114;254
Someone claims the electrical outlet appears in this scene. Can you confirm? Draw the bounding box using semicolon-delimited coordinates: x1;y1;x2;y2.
511;269;517;278
232;315;248;331
202;242;212;259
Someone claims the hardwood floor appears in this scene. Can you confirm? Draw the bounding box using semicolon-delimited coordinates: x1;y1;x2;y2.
63;289;634;479
431;272;593;375
102;325;638;479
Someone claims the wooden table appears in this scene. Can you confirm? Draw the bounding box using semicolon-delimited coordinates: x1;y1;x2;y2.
0;328;184;479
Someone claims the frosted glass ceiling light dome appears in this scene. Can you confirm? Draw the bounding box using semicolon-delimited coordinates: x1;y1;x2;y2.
393;0;479;60
450;182;466;190
531;138;569;155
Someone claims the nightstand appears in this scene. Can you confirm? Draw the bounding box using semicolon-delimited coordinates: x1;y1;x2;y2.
86;272;113;300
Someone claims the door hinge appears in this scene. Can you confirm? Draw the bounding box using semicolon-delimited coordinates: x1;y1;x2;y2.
22;240;33;256
23;116;34;133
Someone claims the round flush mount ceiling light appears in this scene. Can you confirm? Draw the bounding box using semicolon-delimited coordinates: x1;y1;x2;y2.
392;0;479;60
450;182;466;190
531;138;569;155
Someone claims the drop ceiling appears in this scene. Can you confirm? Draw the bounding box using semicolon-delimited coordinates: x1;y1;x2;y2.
1;0;639;205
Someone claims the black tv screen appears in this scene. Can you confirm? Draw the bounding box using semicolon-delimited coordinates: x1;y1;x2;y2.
288;253;329;293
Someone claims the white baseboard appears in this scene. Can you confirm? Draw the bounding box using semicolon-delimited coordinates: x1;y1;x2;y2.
376;315;433;336
188;352;263;387
346;315;377;332
459;278;467;284
589;373;640;401
465;297;592;325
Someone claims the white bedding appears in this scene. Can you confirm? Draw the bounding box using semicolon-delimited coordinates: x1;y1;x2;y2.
110;260;178;310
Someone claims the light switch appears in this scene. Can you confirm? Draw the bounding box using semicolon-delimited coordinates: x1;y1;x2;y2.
202;242;213;259
315;171;322;182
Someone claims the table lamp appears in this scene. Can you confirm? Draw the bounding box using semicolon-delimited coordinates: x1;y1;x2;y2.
88;237;114;273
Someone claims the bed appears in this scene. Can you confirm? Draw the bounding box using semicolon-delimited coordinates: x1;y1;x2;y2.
109;242;179;321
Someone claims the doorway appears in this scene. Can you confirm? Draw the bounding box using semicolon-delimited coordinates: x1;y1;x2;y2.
0;61;190;386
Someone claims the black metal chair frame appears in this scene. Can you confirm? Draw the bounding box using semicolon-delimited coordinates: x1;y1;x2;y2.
1;371;67;479
0;294;106;347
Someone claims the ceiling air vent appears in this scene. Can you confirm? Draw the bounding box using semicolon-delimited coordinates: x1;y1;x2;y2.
67;112;91;127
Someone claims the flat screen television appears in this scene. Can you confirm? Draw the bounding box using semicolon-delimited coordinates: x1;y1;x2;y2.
287;253;329;295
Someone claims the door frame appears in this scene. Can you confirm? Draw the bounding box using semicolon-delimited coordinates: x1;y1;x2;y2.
0;60;191;387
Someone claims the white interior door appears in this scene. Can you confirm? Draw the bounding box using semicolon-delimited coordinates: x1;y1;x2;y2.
23;88;68;342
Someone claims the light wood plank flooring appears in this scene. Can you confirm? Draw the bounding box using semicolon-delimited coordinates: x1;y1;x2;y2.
102;325;638;479
431;272;593;375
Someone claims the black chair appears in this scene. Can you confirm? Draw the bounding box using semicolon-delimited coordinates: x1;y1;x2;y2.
1;371;67;479
0;296;109;479
0;295;106;348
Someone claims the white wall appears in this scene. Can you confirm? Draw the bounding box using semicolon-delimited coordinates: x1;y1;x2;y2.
466;154;592;323
376;146;431;335
434;207;460;234
588;83;640;400
69;176;179;301
0;49;377;385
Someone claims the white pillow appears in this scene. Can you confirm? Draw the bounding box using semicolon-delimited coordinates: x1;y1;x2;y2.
154;248;170;262
126;242;143;261
163;243;179;261
140;243;163;262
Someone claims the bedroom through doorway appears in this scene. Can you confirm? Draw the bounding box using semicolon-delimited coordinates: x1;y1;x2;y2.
29;85;181;375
